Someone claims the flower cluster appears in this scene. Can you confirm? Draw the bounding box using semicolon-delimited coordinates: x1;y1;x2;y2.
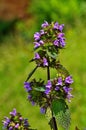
24;21;74;124
2;108;31;130
33;21;66;67
45;75;73;102
24;75;73;114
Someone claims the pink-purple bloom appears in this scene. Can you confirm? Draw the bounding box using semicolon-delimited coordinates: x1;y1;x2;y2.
58;33;64;38
54;22;59;30
28;95;32;100
34;53;40;59
55;86;59;91
10;108;16;116
58;24;64;32
45;80;52;95
45;88;51;95
40;29;45;35
54;22;64;32
57;77;63;86
43;58;48;66
34;32;40;41
24;82;32;92
41;21;49;28
3;117;10;127
9;127;13;130
67;92;73;102
15;123;19;128
58;36;65;47
24;119;29;127
65;76;74;84
34;42;40;49
63;86;73;93
53;39;59;46
39;40;44;45
31;101;36;106
40;107;46;114
46;80;52;89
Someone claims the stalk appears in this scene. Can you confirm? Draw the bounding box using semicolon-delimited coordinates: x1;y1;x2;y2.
47;58;58;130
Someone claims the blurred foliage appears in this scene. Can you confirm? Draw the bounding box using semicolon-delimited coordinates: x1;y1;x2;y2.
30;0;86;27
16;0;86;41
0;0;86;42
0;20;16;36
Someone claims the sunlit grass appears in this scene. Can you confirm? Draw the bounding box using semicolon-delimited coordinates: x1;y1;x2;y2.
0;25;86;129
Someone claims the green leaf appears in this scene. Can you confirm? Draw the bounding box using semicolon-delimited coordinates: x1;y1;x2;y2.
34;87;45;92
47;50;57;59
56;109;71;130
52;99;68;116
55;62;69;76
45;107;52;121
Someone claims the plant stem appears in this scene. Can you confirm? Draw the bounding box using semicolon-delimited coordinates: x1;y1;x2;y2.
25;65;38;82
47;58;58;130
47;64;50;80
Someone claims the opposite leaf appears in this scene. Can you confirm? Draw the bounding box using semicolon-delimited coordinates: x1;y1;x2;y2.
52;99;68;116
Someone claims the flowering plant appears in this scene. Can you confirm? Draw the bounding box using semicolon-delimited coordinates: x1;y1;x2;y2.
2;21;81;130
2;108;36;130
24;21;74;130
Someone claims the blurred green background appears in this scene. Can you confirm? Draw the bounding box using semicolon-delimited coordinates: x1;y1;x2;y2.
0;0;86;129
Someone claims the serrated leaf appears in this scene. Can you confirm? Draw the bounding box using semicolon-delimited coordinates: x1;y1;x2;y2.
34;87;45;92
56;109;71;130
52;99;68;116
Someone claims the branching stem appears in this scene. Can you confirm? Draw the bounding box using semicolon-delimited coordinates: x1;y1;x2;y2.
25;65;38;82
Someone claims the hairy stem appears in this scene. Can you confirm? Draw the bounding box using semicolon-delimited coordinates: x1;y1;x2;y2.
47;58;58;130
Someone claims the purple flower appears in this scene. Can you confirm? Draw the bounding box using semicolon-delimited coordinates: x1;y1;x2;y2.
28;95;32;100
10;108;17;116
58;37;66;47
57;77;63;86
19;117;23;120
53;39;59;46
67;92;73;102
34;42;40;49
40;107;46;114
3;117;10;127
45;88;51;95
39;40;44;45
24;82;32;92
31;101;36;106
41;21;49;28
54;22;59;29
58;33;64;38
43;58;48;66
9;127;13;130
34;53;40;59
24;119;29;127
34;32;40;41
40;29;45;35
65;76;74;84
63;86;73;93
15;123;19;128
58;24;64;32
55;86;59;91
46;80;52;89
